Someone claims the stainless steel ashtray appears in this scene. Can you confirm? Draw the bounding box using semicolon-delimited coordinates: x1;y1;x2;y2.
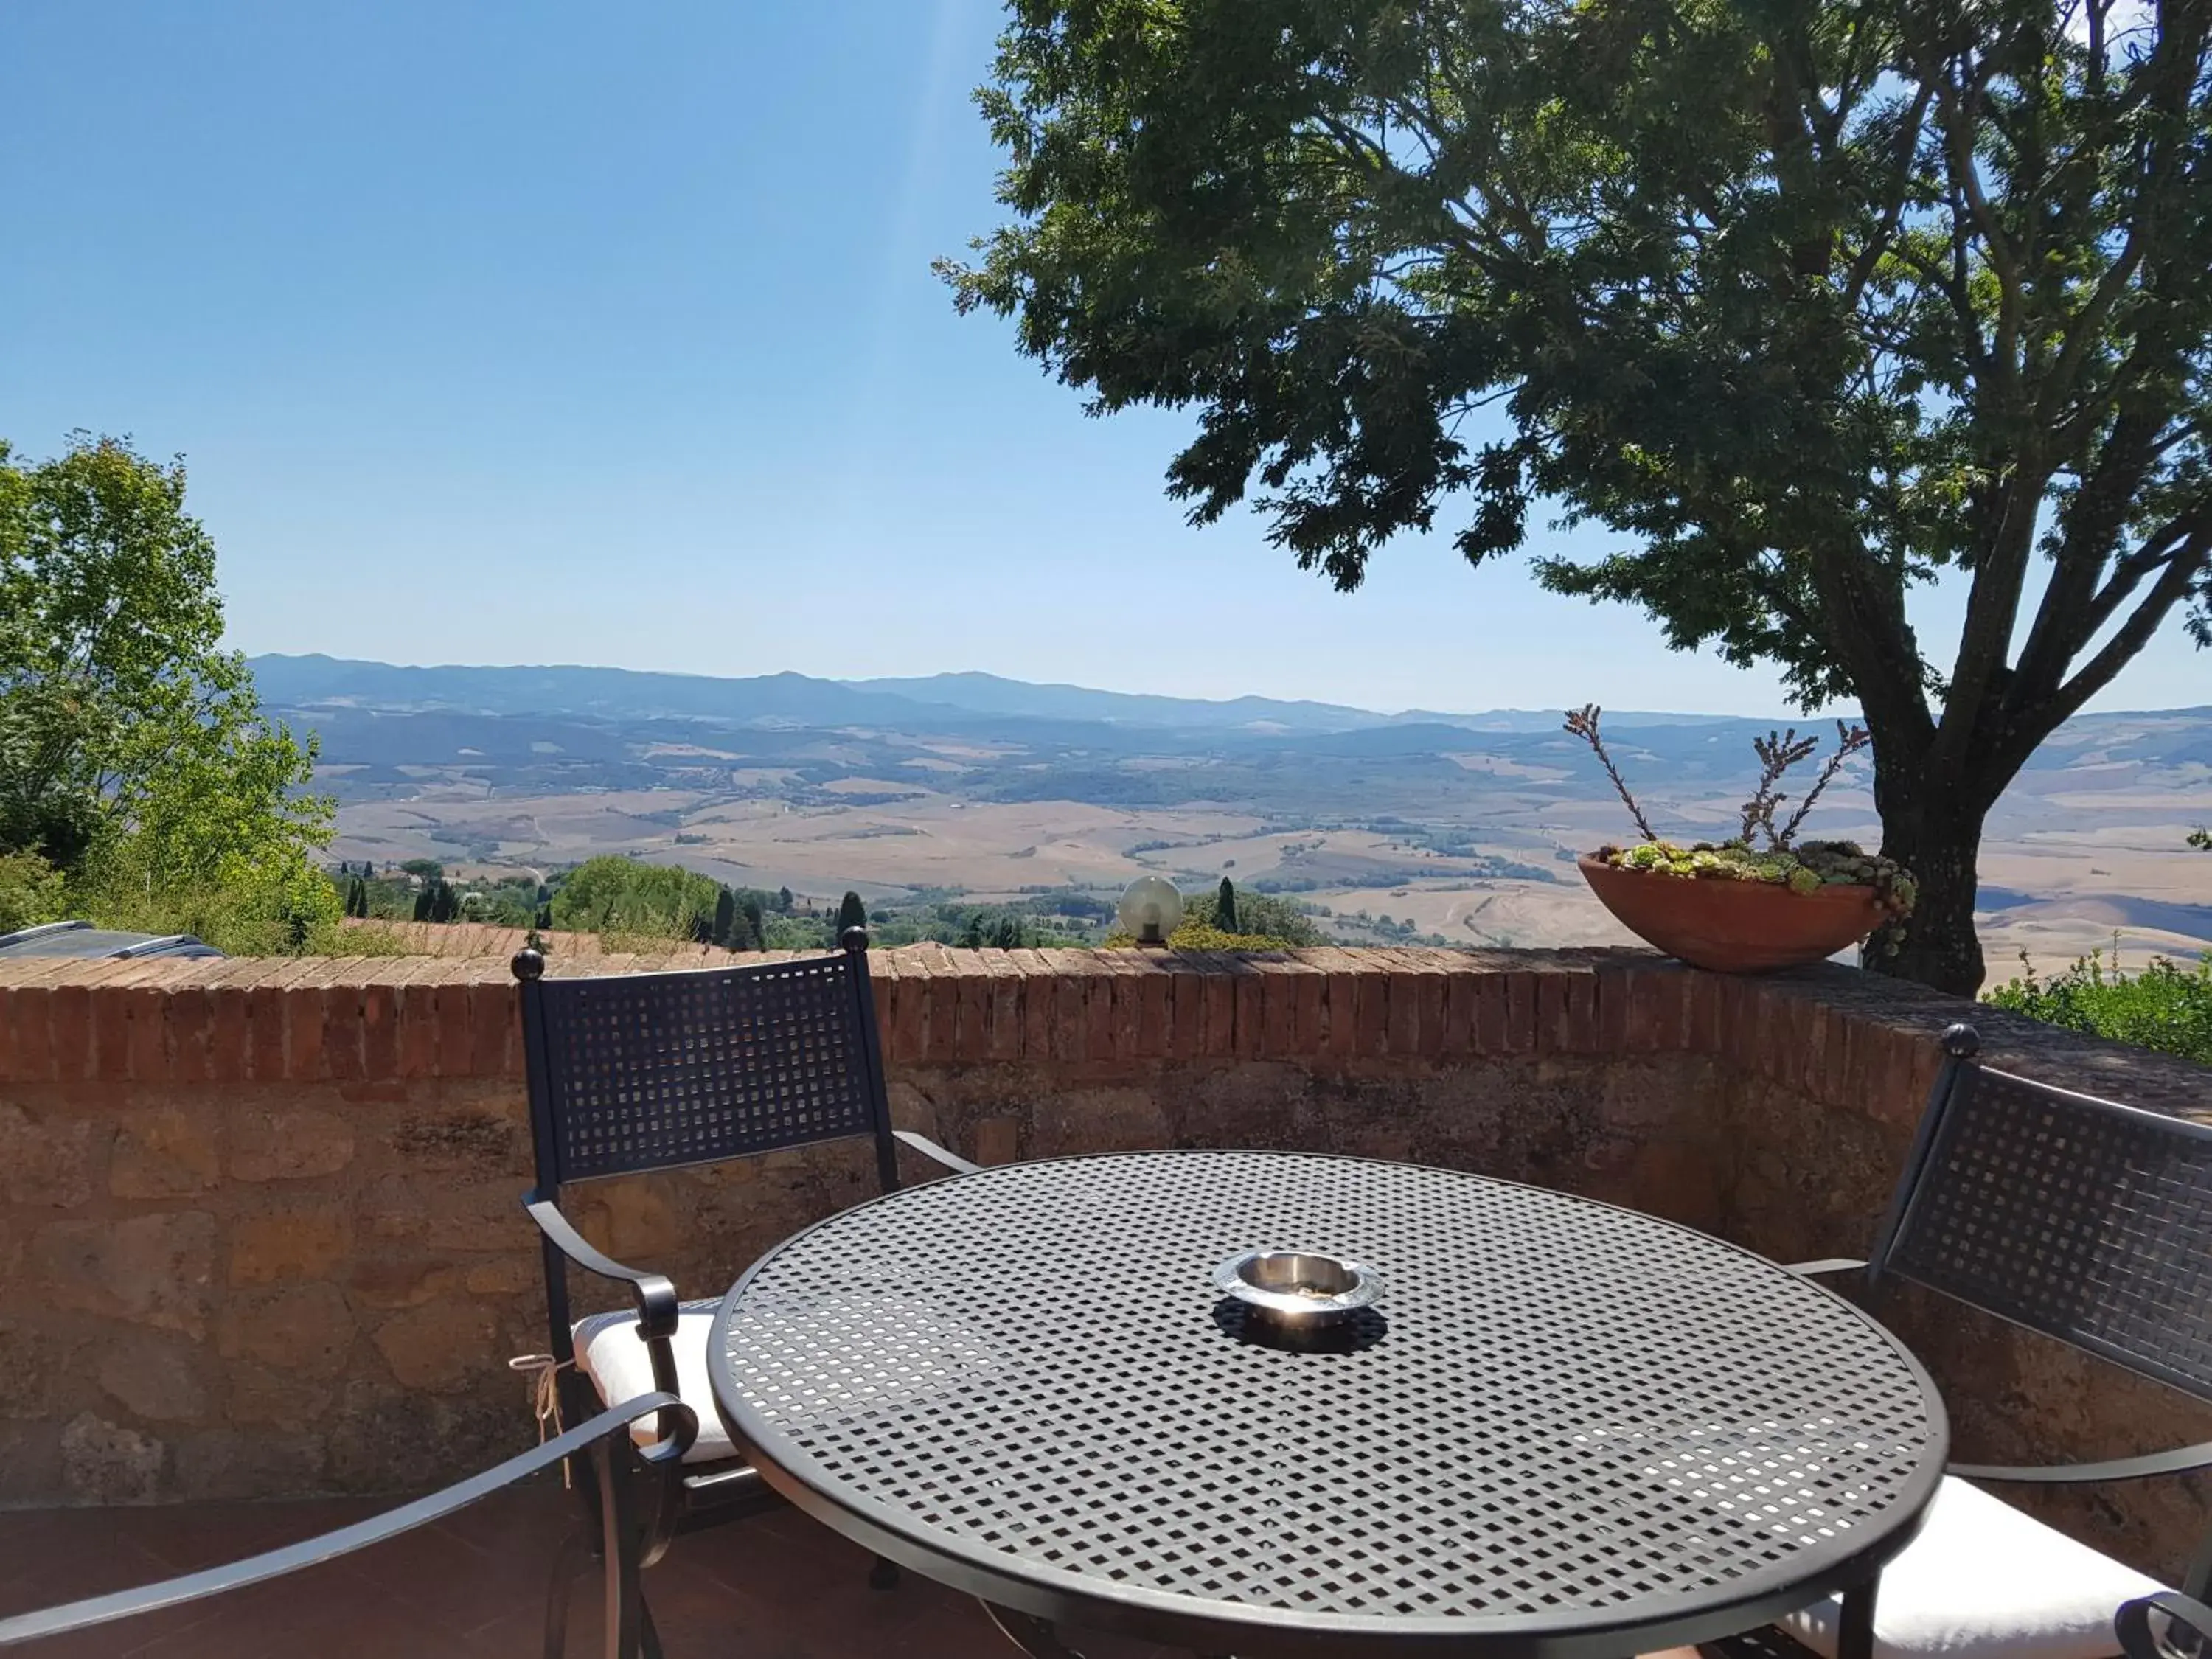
1212;1248;1383;1326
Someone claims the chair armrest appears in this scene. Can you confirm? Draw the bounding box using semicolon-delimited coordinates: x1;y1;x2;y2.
524;1192;690;1455
0;1393;689;1649
1950;1439;2212;1484
894;1129;981;1175
524;1193;679;1340
2117;1590;2212;1659
1782;1258;1867;1276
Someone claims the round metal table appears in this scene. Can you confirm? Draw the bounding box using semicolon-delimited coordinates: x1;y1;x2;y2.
709;1151;1947;1658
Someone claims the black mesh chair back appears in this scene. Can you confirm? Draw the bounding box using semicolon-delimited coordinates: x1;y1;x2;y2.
516;931;898;1194
1869;1028;2212;1407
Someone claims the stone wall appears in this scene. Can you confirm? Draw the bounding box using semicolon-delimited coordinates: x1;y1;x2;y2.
0;945;2204;1579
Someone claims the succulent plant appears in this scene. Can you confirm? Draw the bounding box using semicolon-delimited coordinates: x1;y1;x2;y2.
1566;705;1917;920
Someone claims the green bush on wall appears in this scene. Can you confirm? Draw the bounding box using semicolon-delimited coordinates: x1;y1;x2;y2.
1985;950;2212;1067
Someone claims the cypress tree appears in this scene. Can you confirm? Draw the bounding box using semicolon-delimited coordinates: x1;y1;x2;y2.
1216;877;1239;934
776;886;794;914
713;886;737;948
835;891;867;940
742;895;765;949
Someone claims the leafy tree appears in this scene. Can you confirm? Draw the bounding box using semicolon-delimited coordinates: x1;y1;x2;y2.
835;890;869;941
401;858;445;880
1215;877;1239;935
413;877;461;925
731;903;764;950
944;1;2212;993
0;434;333;939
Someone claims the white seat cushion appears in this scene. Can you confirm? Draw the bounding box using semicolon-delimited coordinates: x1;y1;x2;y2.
1782;1475;2166;1659
573;1300;737;1464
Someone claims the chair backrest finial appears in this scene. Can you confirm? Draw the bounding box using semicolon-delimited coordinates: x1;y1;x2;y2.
512;947;546;982
841;925;869;956
1940;1020;1980;1058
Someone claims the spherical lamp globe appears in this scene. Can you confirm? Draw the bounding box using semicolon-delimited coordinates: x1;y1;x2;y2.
1117;876;1184;946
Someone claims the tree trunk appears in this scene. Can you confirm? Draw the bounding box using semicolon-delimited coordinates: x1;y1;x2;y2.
1862;754;1988;996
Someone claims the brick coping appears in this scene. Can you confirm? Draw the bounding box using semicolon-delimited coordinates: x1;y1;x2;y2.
0;944;2201;1121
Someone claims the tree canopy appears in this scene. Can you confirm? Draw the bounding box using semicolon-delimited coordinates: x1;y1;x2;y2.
944;0;2212;992
0;434;335;946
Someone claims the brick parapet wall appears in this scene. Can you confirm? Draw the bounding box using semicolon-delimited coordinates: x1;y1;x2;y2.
3;942;2201;1116
0;945;2205;1579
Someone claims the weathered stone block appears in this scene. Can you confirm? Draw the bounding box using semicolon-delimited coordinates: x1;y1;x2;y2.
96;1330;209;1424
577;1180;681;1262
347;1258;462;1309
173;1427;324;1499
0;1318;85;1421
59;1411;164;1503
229;1206;355;1285
389;1110;518;1174
462;1258;537;1296
217;1283;356;1379
325;1382;526;1493
227;1362;333;1430
33;1211;216;1336
357;1174;427;1240
0;1102;94;1208
229;1105;355;1181
109;1104;222;1198
372;1301;500;1393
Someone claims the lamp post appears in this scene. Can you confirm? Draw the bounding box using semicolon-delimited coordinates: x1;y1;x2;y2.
1118;876;1183;947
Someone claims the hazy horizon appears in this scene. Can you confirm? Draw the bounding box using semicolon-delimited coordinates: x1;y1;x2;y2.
248;650;2212;723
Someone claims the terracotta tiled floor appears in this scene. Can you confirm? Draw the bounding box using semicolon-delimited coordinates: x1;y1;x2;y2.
0;1482;1180;1658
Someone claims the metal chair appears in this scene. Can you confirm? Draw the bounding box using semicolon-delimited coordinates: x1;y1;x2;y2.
512;927;975;1658
0;1394;689;1656
1714;1022;2212;1659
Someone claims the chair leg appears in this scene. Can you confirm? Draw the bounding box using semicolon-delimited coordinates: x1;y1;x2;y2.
543;1520;590;1659
639;1593;664;1659
595;1438;645;1659
869;1555;900;1590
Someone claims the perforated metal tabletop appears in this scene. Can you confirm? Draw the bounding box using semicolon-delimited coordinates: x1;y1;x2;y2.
709;1151;1947;1658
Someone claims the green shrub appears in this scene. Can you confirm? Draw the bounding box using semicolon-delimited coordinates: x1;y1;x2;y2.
71;852;345;956
552;857;720;940
1179;884;1326;946
0;851;66;934
1984;950;2212;1066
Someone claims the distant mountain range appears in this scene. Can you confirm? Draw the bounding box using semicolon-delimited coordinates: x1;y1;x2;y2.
246;654;1759;737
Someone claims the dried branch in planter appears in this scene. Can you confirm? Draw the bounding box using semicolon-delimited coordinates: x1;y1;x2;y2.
1773;723;1871;848
1563;704;1658;842
1739;728;1820;847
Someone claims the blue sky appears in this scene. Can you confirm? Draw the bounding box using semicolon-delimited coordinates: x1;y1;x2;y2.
2;1;2202;716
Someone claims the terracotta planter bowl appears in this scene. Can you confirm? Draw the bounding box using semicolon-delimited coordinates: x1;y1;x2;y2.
1576;854;1885;974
